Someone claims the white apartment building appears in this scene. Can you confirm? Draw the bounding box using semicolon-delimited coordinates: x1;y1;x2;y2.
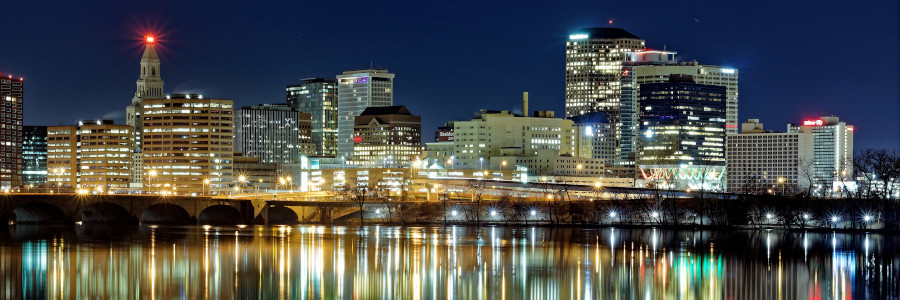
787;116;855;192
726;119;814;194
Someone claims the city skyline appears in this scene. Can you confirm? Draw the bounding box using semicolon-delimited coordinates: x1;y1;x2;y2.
0;1;897;151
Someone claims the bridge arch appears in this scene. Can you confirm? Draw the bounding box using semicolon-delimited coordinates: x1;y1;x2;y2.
141;203;191;225
267;206;300;225
7;202;69;224
198;205;242;226
80;202;134;224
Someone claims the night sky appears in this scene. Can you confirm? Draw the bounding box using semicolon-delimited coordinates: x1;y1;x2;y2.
1;1;898;150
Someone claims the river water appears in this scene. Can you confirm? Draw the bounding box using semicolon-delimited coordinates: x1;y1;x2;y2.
0;225;897;299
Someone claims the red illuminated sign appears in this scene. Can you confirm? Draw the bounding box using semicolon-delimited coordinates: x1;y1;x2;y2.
802;120;824;126
353;136;362;143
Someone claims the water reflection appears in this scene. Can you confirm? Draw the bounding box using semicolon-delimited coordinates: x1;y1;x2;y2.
0;225;897;299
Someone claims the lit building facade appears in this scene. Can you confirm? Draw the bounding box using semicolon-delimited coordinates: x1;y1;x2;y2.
565;28;645;118
46;127;77;189
47;120;133;190
638;75;727;190
0;73;24;188
336;69;394;159
23;126;47;186
352;106;422;168
235;104;313;166
565;28;645;163
621;50;739;160
448;110;578;170
570;112;616;163
142;94;234;195
286;78;338;157
726;119;814;194
787;116;854;191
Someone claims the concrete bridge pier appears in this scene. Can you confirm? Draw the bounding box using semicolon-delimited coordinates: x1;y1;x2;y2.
319;206;333;225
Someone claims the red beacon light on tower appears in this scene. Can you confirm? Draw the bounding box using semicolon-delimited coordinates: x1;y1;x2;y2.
145;36;155;43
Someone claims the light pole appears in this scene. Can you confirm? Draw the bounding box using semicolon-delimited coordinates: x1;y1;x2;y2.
479;157;484;170
778;177;785;195
238;175;246;195
501;160;508;170
149;170;158;194
203;178;210;196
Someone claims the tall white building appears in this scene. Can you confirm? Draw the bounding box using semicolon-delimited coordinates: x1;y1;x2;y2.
726;119;814;194
125;36;165;188
620;50;739;161
787;116;855;191
336;69;394;159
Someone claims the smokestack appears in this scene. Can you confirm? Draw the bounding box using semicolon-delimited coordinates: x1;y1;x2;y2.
523;92;529;117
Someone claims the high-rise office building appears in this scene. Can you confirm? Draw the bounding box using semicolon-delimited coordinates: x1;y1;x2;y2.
142;94;233;195
620;50;739;161
47;120;133;190
336;69;394;159
0;73;24;188
125;36;165;187
638;75;727;189
23;126;47;186
565;28;645;159
787;116;854;191
235;103;312;166
352;106;422;168
286;78;339;157
726;119;814;194
565;28;645;118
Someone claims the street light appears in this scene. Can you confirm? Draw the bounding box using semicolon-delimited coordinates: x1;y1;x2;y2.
149;169;158;194
238;175;247;194
479;157;484;170
203;178;210;196
778;177;786;195
501;160;507;170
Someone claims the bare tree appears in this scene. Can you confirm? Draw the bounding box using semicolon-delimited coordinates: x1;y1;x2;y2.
336;177;380;225
467;179;487;226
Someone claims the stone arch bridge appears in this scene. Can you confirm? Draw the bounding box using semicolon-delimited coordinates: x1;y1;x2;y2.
0;194;255;225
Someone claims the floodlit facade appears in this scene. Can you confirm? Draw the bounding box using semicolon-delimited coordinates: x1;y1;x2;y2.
352;106;422;168
23;126;47;186
235;104;313;166
621;50;739;160
47;120;133;190
447;110;578;170
142;94;234;195
286;78;338;157
637;75;727;190
787;116;855;191
726;119;814;194
0;73;24;188
336;69;394;159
